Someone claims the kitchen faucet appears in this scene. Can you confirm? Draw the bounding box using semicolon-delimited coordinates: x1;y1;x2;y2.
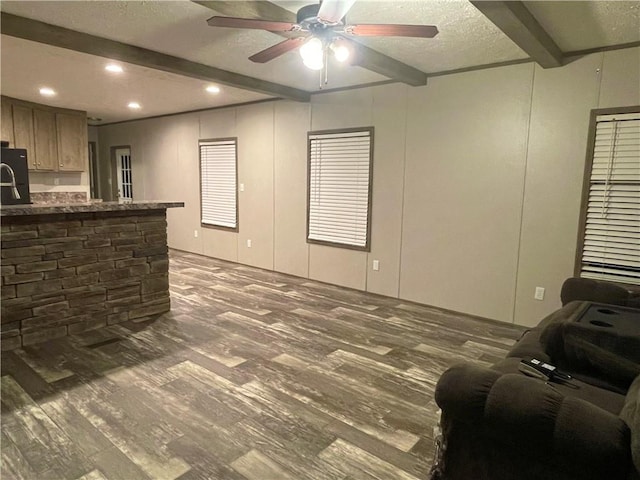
0;162;21;199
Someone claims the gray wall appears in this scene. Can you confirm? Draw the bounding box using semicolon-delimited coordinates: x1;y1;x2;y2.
97;47;640;327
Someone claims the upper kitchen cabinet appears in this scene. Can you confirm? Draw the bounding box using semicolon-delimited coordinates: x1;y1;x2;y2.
1;101;15;147
1;96;88;172
33;109;58;171
56;113;87;171
12;104;37;169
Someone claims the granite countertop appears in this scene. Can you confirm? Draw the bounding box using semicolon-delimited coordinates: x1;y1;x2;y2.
0;201;185;216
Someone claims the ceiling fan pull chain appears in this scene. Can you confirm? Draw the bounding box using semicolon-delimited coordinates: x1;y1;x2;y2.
324;47;329;86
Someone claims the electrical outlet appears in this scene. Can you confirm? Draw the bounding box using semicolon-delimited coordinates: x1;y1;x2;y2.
372;260;380;271
534;287;545;301
247;239;252;248
240;183;245;192
194;230;198;238
53;177;60;186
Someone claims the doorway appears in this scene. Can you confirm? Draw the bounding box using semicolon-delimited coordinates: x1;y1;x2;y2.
114;147;133;201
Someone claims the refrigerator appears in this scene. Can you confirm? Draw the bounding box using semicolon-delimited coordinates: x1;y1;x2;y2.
0;146;31;205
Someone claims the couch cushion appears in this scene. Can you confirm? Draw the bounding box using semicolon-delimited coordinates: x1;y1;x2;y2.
437;363;632;480
493;357;627;415
620;374;640;475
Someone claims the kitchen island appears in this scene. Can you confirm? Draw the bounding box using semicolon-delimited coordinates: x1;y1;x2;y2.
1;201;184;350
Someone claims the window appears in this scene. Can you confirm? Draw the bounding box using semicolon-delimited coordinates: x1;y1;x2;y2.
576;109;640;285
307;127;373;251
199;138;238;230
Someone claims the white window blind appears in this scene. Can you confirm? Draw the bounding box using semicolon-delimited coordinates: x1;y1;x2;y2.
580;112;640;285
308;129;373;249
200;139;237;229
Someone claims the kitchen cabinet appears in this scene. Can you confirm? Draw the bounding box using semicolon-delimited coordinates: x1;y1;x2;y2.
12;104;37;169
56;113;87;172
33;109;58;171
1;100;14;147
1;96;88;172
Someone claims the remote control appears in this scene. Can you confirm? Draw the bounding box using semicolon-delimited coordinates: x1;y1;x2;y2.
518;358;572;381
518;360;550;379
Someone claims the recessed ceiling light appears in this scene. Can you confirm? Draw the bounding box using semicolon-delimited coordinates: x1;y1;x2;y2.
128;102;141;109
105;64;123;73
39;87;56;96
206;85;221;94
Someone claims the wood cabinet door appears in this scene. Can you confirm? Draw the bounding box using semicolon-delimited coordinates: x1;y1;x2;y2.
12;104;37;169
1;100;14;147
56;113;87;171
33;109;58;171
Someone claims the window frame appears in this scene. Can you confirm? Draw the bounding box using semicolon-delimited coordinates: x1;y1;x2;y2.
199;137;239;232
574;105;640;286
306;126;374;252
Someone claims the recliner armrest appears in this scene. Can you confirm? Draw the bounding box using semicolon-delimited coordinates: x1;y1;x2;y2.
435;363;632;478
561;277;631;306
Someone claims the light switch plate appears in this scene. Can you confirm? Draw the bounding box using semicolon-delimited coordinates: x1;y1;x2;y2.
372;260;380;271
534;287;545;301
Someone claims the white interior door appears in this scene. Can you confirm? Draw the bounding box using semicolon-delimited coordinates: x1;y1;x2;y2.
116;147;132;201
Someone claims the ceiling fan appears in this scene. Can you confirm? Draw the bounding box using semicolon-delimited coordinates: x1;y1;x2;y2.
206;0;438;77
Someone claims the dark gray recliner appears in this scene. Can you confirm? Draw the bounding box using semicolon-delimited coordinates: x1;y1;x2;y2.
432;278;640;480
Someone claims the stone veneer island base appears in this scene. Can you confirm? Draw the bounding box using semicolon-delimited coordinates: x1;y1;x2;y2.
1;201;184;350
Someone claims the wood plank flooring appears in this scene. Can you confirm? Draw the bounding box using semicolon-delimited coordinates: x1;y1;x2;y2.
1;250;524;480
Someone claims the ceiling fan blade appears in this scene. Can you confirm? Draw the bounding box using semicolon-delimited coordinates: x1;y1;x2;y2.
346;24;439;38
194;1;296;23
249;37;307;63
317;0;357;24
207;16;298;32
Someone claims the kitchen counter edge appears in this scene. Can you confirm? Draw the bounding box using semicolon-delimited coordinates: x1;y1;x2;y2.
1;201;185;216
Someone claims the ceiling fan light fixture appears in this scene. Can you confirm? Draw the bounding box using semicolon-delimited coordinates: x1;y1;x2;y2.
331;42;350;62
300;37;324;70
303;56;324;71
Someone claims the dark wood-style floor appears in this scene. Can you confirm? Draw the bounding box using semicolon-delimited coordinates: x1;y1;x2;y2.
1;250;524;480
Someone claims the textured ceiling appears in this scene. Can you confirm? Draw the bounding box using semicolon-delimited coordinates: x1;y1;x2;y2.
0;0;638;123
0;0;385;90
273;0;530;73
524;1;640;52
0;35;271;124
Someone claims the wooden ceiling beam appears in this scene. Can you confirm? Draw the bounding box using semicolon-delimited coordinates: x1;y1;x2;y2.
0;12;311;102
194;0;428;86
470;1;564;68
348;42;428;86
